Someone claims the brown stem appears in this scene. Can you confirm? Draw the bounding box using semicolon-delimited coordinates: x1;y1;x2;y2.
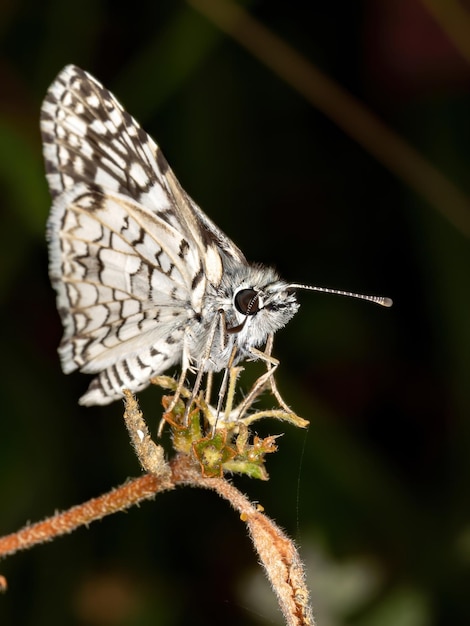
0;454;243;561
3;384;315;626
0;473;173;559
0;453;314;624
173;455;315;626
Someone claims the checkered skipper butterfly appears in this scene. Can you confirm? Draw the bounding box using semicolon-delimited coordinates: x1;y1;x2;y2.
42;65;391;410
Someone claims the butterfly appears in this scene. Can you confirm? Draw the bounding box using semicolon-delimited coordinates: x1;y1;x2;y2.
41;65;391;410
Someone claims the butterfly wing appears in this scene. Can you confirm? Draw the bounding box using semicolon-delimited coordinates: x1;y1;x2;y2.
41;65;246;405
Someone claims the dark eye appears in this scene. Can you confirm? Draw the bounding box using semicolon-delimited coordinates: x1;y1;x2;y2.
234;288;260;315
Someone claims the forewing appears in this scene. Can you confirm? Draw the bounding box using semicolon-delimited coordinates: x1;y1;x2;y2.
41;65;246;285
41;65;248;405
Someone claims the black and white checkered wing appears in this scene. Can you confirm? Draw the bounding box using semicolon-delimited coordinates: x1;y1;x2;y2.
41;65;246;405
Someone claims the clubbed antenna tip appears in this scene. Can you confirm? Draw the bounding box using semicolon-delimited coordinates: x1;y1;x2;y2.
289;284;393;308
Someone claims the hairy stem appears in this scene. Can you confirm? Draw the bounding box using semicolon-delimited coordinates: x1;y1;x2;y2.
0;473;173;559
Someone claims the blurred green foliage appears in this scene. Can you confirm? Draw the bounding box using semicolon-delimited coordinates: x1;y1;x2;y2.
0;1;469;625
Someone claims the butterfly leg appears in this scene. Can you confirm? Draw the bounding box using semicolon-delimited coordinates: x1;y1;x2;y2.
157;361;190;437
165;367;189;414
259;333;293;414
164;325;196;417
181;310;225;425
235;358;276;420
235;334;292;419
210;344;239;434
204;371;214;406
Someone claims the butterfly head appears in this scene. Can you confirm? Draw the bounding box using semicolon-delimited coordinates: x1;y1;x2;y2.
220;265;300;348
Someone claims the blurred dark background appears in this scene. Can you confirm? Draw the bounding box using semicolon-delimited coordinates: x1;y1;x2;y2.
1;1;469;625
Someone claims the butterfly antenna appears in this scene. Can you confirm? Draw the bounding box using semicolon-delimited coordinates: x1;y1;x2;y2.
289;284;393;308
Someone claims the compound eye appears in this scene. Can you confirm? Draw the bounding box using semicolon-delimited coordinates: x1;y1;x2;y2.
234;288;260;315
